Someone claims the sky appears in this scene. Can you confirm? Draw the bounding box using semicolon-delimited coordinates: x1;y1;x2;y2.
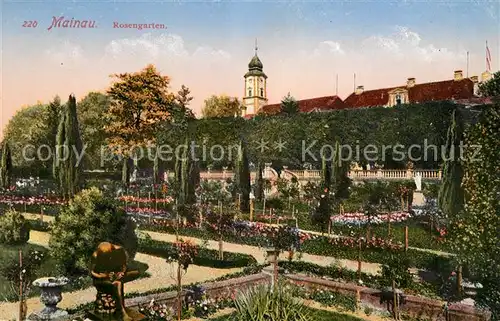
1;0;499;139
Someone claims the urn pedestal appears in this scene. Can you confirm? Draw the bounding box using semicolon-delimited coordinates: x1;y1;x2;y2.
28;277;69;321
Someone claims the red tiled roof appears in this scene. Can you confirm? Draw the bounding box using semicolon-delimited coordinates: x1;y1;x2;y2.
344;79;475;108
259;95;346;115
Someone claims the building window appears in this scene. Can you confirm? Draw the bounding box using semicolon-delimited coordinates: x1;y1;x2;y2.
248;88;252;96
260;88;264;97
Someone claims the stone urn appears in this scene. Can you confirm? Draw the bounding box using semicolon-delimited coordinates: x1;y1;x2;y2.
28;277;69;321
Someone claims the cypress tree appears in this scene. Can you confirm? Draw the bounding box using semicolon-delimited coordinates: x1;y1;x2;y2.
240;141;251;212
0;141;13;189
321;152;332;191
438;110;465;218
153;153;159;185
54;94;83;199
122;156;131;187
332;141;351;200
234;140;250;212
254;162;264;202
179;137;191;205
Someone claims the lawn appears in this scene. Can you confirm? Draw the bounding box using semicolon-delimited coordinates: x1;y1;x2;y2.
208;306;366;321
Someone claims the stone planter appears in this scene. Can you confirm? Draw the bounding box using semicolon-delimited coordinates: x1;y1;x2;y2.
28;277;69;321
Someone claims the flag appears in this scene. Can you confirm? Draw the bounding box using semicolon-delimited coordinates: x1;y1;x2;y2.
486;41;492;71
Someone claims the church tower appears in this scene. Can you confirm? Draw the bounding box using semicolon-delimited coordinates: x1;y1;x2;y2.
243;41;268;116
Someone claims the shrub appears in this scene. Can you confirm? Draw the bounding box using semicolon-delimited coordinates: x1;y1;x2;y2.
380;252;414;288
0;210;30;245
49;187;138;275
233;283;310;321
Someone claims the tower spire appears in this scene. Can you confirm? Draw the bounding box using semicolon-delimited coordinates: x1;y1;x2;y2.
255;38;258;55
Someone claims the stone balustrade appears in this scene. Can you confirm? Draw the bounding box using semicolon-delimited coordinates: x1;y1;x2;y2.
198;169;441;182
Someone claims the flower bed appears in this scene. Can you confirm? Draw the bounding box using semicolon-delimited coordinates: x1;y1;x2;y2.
24;214;449;271
118;195;174;204
138;238;258;269
0;195;65;206
330;211;411;225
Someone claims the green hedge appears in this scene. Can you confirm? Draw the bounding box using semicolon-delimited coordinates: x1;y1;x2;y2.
158;102;460;169
280;261;443;300
138;237;257;269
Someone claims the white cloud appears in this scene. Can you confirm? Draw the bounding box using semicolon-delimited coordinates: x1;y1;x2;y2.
45;41;85;64
104;33;230;61
312;41;345;56
105;33;189;58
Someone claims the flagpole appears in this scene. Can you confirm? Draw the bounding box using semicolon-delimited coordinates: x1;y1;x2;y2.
336;74;339;96
353;73;356;92
466;51;469;78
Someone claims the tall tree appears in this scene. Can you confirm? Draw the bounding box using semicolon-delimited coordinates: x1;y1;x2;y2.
106;64;176;155
175;85;195;121
280;92;299;115
202;95;242;118
54;94;83;199
3;103;50;175
77;92;111;169
448;102;500;320
0;141;13;189
478;71;500;97
438;110;465;219
234;140;250;212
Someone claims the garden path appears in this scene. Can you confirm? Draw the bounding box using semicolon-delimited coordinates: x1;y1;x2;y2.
0;230;241;320
21;213;453;257
143;230;382;275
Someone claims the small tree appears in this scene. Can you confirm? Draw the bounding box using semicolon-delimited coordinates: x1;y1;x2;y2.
280;92;299;115
0;250;46;318
165;239;198;321
204;202;235;260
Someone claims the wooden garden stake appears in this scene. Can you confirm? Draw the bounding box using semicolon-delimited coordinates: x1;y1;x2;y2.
356;289;361;310
218;201;224;260
457;265;463;296
18;250;24;321
392;279;398;320
328;219;332;235
387;212;391;237
176;262;182;321
404;225;409;252
249;198;254;222
262;196;266;218
357;239;362;280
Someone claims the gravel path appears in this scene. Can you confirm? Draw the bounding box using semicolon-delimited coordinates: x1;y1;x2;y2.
144;230;382;275
0;230;241;320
